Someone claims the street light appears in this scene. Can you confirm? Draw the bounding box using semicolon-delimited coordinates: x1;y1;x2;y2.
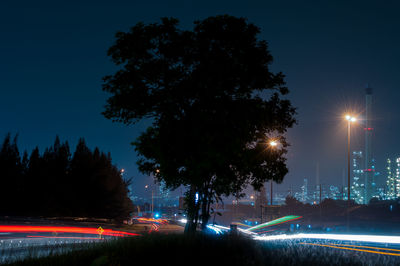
268;139;279;206
269;140;278;147
144;184;154;215
345;115;357;202
345;114;356;230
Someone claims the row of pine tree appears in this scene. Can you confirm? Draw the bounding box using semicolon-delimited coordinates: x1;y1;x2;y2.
0;133;134;219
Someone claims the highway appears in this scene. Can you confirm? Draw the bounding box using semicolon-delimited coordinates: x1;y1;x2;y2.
4;219;400;264
0;224;140;263
0;218;185;263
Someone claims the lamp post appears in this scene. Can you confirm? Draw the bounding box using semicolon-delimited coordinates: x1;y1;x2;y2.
345;115;356;202
345;115;356;230
144;185;154;215
268;140;279;206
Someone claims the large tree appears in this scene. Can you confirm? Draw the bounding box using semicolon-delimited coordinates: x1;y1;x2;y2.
102;15;296;232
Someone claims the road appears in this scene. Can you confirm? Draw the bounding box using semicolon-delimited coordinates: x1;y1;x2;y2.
0;219;184;263
0;223;141;263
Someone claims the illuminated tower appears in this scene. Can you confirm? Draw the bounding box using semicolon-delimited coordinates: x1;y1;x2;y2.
386;158;396;199
301;178;308;203
396;158;400;198
351;151;364;203
364;85;375;204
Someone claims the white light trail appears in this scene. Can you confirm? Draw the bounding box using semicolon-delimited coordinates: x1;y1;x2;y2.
254;233;400;244
212;225;230;231
238;228;257;235
206;225;223;234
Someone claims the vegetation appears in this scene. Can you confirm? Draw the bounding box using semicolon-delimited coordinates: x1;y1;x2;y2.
102;15;296;233
0;133;133;219
5;234;399;266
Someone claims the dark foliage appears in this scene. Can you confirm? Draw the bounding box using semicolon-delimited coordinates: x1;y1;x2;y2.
102;15;296;232
0;134;133;219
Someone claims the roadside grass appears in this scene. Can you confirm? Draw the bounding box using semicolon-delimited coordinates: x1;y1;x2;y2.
4;234;400;266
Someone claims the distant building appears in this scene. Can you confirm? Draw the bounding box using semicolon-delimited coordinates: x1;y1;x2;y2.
386;158;396;199
351;151;364;204
329;185;341;200
301;178;308;203
313;184;321;204
396;158;400;198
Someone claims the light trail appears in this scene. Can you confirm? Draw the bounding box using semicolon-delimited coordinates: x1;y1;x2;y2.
27;236;103;240
246;215;302;232
300;242;400;257
134;218;168;225
212;225;230;231
231;222;251;228
254;233;400;244
325;243;400;253
149;223;160;232
207;225;223;234
0;225;139;237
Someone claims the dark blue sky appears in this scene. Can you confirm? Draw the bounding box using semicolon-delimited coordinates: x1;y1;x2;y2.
1;0;400;198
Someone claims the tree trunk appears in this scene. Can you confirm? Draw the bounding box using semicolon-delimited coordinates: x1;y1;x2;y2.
200;193;212;230
184;186;198;234
200;200;208;230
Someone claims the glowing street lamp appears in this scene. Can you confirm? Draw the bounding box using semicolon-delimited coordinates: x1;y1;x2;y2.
269;140;278;147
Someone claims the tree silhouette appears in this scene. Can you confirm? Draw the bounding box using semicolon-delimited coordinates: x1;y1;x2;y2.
0;134;133;219
0;133;23;214
103;15;296;232
25;146;43;215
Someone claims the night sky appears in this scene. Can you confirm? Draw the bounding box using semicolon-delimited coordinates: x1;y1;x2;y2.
1;0;400;198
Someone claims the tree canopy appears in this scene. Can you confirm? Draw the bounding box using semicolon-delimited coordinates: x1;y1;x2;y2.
0;134;133;219
103;15;296;232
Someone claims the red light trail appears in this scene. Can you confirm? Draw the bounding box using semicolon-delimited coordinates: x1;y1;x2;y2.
27;235;102;240
0;225;139;237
